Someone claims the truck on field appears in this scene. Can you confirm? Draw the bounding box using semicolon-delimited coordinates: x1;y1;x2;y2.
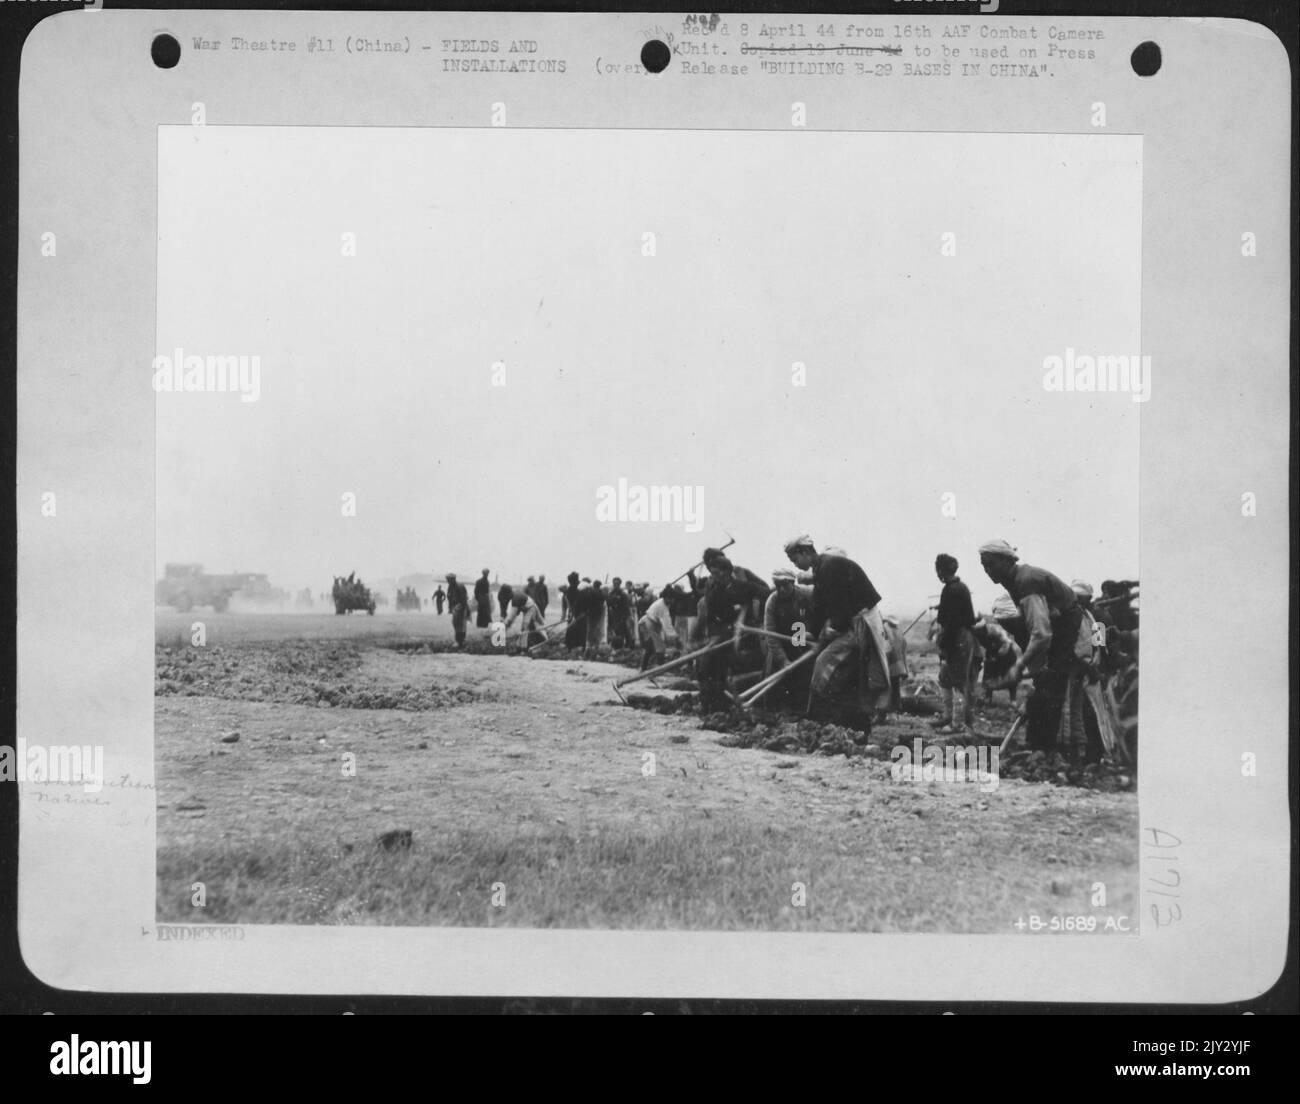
155;563;284;613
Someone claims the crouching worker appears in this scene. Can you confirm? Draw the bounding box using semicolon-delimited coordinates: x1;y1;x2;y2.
973;613;1022;703
504;590;547;651
783;536;891;734
636;586;681;671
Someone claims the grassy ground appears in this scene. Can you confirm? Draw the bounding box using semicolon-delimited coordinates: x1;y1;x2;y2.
159;806;1136;931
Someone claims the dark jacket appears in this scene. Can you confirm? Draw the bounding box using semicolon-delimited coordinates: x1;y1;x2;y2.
810;553;881;635
936;576;976;652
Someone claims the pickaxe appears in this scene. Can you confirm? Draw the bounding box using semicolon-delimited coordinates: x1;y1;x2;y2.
666;530;735;588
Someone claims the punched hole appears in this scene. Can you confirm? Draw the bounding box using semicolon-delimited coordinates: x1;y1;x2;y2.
1130;41;1161;77
152;33;181;70
641;39;671;74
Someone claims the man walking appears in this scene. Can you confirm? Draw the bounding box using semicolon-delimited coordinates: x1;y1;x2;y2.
433;585;446;615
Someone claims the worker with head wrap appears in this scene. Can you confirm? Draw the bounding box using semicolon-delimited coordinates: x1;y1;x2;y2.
783;535;891;732
762;567;813;672
932;553;978;733
759;566;815;708
979;540;1087;756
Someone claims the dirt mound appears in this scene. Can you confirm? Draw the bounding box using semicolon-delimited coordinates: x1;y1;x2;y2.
155;640;493;711
622;684;1129;787
1000;750;1134;792
621;692;697;714
692;707;867;758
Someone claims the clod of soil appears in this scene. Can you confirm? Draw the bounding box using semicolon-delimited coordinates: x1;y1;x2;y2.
1000;750;1135;792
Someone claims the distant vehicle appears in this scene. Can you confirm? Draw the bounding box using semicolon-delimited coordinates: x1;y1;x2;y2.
395;586;421;612
155;563;284;613
332;573;376;616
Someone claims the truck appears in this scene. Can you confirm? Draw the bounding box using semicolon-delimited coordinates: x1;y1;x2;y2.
155;563;285;613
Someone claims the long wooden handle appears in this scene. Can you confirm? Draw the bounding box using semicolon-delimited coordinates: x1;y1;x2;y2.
613;637;733;689
901;606;935;636
525;618;574;650
998;714;1025;755
737;624;800;645
740;649;817;706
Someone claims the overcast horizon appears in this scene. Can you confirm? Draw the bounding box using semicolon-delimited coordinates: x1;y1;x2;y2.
156;126;1142;614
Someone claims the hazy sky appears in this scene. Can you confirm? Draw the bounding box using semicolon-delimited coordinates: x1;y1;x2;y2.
156;126;1141;612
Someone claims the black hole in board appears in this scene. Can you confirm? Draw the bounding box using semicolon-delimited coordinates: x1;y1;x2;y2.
152;33;181;70
1131;41;1161;77
641;39;671;73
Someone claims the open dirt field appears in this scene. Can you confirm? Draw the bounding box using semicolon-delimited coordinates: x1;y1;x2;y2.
155;611;1138;931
